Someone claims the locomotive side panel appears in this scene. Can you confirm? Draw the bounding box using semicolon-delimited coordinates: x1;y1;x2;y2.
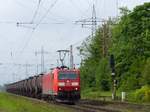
53;70;58;95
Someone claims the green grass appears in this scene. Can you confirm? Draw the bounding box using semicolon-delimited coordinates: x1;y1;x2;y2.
81;88;150;105
0;92;74;112
81;88;121;100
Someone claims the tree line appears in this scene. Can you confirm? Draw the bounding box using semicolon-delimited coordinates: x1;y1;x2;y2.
79;3;150;93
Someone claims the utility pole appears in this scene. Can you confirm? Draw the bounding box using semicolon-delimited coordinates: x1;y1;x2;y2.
102;23;108;57
41;46;44;73
75;4;106;38
91;4;97;37
110;54;117;100
70;45;74;69
36;64;39;74
101;21;112;57
23;63;35;78
25;63;33;78
25;63;28;78
35;46;50;73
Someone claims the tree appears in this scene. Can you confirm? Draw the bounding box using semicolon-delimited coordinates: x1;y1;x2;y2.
111;3;150;90
79;22;112;91
142;58;150;85
79;3;150;92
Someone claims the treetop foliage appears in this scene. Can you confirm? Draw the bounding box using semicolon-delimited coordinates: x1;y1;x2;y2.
79;2;150;91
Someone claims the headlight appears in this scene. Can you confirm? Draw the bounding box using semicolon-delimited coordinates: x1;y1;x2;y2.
72;82;79;86
58;82;65;86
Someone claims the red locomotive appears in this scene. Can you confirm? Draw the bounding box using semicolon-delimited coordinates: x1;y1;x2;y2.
6;66;80;103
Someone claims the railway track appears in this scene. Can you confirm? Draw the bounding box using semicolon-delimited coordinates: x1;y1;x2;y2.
76;99;150;112
59;100;121;112
9;93;150;112
69;104;120;112
31;97;121;112
75;104;120;112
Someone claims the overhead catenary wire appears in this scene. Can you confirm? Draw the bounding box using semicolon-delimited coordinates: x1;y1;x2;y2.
19;29;35;54
6;29;35;76
0;20;66;26
5;0;58;71
0;0;79;26
69;0;86;16
5;31;34;81
69;0;91;19
5;0;101;81
14;0;66;23
31;0;42;23
31;0;69;23
34;0;59;29
13;0;66;27
8;0;93;62
17;0;59;55
0;21;18;24
7;0;60;80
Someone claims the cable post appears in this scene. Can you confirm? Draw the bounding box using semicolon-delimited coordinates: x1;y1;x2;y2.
35;46;51;73
110;54;117;100
75;4;107;38
70;45;74;69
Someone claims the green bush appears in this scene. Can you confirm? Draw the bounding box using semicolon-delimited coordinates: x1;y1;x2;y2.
142;58;150;85
134;85;150;102
95;58;111;91
81;88;101;99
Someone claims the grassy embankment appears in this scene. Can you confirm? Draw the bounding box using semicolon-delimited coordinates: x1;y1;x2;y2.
81;88;120;101
0;92;74;112
81;87;150;104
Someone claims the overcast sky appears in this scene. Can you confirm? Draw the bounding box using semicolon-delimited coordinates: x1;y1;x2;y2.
0;0;149;85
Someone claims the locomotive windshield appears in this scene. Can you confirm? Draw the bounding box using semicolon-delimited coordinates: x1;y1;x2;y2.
58;73;77;80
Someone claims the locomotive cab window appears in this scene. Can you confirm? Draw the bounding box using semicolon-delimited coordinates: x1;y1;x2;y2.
58;73;77;80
